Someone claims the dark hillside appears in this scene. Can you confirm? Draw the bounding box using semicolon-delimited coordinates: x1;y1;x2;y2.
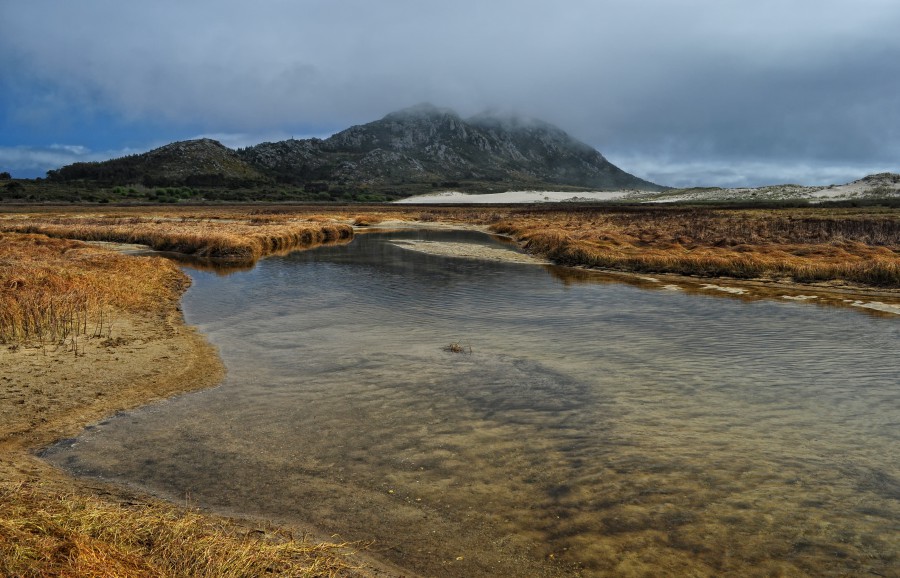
48;139;270;188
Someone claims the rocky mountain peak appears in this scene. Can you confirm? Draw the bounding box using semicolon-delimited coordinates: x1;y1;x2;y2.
235;104;663;191
146;138;234;160
48;104;664;194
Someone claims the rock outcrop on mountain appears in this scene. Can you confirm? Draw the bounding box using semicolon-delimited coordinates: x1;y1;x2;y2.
46;104;664;194
238;104;663;191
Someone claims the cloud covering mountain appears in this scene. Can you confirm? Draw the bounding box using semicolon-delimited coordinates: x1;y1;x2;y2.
2;0;899;185
47;105;663;193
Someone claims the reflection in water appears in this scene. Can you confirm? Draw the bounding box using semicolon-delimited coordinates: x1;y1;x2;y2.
148;236;355;276
545;262;900;319
44;229;899;577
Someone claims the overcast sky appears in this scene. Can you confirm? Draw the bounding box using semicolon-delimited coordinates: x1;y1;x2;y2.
2;0;899;187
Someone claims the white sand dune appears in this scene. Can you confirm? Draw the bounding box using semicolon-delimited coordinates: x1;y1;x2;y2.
395;174;900;204
394;190;636;204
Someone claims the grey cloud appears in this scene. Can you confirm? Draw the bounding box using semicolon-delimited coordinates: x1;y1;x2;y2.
2;0;899;186
0;145;139;177
608;154;898;189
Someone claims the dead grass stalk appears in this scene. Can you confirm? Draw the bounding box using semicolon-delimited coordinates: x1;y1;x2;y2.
0;217;354;263
0;481;361;577
0;233;185;345
487;208;900;287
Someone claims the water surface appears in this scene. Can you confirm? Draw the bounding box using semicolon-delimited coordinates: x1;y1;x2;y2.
44;229;900;577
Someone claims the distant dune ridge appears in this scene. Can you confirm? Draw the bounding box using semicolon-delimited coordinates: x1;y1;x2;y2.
399;173;900;204
45;104;664;193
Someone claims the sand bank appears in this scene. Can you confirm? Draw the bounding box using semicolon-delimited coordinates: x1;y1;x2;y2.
389;239;551;264
394;190;635;204
0;308;224;483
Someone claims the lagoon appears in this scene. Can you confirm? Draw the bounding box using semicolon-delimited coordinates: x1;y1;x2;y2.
43;229;900;577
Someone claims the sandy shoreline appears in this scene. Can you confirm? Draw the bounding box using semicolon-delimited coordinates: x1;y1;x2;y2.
0;264;405;576
373;223;900;314
587;268;900;314
0;307;224;496
389;239;552;264
2;215;898;576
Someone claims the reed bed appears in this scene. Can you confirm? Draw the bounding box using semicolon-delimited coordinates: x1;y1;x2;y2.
0;232;185;344
1;204;896;577
1;225;364;577
3;205;898;287
486;207;900;287
593;208;900;246
0;217;354;263
0;481;361;578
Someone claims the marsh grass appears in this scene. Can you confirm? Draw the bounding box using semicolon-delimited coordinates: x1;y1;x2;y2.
0;481;361;578
0;216;354;263
443;341;472;354
0;227;366;577
6;205;896;286
488;208;900;287
0;233;185;345
351;215;381;227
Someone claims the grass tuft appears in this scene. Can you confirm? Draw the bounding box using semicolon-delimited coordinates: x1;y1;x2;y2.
0;481;362;578
0;232;186;345
0;216;354;264
487;207;900;287
443;341;472;354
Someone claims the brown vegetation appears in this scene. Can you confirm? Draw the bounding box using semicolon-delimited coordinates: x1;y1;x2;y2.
0;228;370;577
0;216;353;263
351;215;382;227
4;204;898;289
482;207;900;287
0;233;185;344
0;482;358;578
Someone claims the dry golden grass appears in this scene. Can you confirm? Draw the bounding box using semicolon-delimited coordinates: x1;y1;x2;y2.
0;208;362;343
351;215;381;227
0;203;896;577
0;481;361;578
0;232;186;344
485;207;900;287
5;204;897;287
0;217;353;263
0;227;368;577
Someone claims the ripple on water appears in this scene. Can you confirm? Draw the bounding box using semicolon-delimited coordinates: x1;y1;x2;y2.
42;229;900;577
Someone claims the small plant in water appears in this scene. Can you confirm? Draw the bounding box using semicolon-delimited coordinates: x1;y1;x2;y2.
443;341;472;354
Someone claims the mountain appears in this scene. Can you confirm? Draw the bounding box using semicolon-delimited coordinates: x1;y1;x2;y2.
47;138;270;188
45;105;664;195
238;104;663;191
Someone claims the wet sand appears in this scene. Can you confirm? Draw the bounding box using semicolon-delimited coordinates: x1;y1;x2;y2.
378;230;900;315
3;224;898;577
0;293;404;577
0;308;224;491
389;239;552;264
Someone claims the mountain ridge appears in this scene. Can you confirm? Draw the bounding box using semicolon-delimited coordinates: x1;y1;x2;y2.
47;138;269;188
47;104;665;195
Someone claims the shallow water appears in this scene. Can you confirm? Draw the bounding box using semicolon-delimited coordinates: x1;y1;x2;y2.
44;230;899;577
